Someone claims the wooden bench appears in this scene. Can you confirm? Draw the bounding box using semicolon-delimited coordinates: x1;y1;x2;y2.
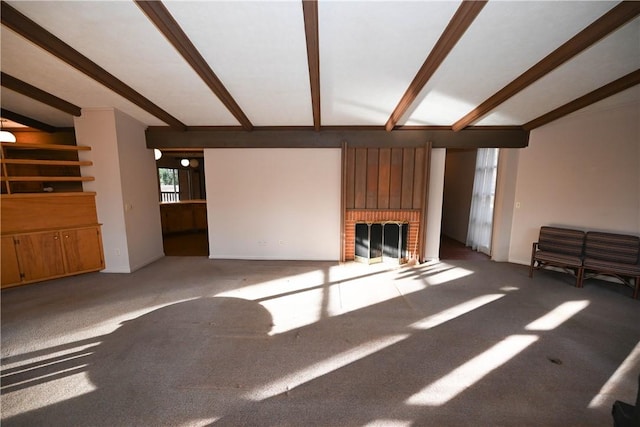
529;226;585;287
580;231;640;299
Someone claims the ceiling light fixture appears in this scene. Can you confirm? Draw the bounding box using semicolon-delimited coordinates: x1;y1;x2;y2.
0;120;16;143
0;131;16;143
180;158;190;167
154;149;162;160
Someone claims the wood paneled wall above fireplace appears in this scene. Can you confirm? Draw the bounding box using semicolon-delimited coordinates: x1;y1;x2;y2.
342;144;431;262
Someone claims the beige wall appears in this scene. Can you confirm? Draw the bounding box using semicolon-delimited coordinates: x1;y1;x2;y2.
508;101;640;265
114;109;165;272
441;148;476;244
205;148;342;260
75;108;164;273
424;148;446;261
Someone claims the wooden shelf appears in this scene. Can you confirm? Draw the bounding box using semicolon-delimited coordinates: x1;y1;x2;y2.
1;191;96;198
2;176;95;182
1;142;91;151
1;159;93;167
1;142;93;195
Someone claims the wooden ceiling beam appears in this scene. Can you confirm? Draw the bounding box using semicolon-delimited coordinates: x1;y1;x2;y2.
146;127;529;149
302;0;321;131
135;1;253;131
385;1;487;132
523;69;640;130
1;72;81;116
0;108;58;133
452;1;640;131
0;1;187;130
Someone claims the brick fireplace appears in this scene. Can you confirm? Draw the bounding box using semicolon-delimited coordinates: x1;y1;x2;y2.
342;144;430;263
344;209;421;262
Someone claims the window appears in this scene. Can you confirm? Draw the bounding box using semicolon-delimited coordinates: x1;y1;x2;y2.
466;148;499;255
158;168;180;202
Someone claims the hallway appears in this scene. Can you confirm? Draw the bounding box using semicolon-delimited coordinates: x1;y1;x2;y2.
439;235;490;261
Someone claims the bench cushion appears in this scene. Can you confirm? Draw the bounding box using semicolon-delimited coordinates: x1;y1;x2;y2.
585;232;640;265
538;226;585;257
583;258;640;276
534;251;583;268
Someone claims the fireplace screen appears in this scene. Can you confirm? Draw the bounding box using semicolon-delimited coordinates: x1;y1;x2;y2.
355;222;408;264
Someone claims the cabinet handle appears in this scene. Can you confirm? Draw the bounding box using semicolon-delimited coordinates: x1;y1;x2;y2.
65;235;69;238
54;235;58;240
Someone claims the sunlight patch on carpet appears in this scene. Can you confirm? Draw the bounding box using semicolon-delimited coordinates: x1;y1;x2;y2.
409;294;505;330
246;334;409;400
589;341;640;408
406;335;539;406
525;300;590;331
0;371;96;418
424;267;474;285
364;420;412;427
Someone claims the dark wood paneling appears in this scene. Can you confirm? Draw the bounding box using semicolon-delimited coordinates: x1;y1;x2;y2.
366;149;378;208
389;148;403;209
401;148;415;209
412;146;425;210
354;148;367;209
377;148;391;209
346;148;356;209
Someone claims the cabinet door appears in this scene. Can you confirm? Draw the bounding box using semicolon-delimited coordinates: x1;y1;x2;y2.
1;236;22;287
193;204;208;230
62;227;104;273
15;231;66;281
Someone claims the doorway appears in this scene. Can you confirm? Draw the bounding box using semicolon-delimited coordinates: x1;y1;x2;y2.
440;148;497;260
155;149;209;256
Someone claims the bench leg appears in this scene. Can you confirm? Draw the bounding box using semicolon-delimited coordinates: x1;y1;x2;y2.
633;276;639;299
576;267;584;288
529;243;537;278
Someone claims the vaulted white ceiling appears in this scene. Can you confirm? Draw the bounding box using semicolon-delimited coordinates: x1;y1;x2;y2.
1;0;639;131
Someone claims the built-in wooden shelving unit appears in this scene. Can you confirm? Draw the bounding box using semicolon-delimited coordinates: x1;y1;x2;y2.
1;141;105;289
1;142;94;194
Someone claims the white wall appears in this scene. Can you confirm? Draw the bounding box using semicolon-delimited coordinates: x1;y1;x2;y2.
424;148;446;261
75;109;130;272
508;101;640;265
114;109;164;271
205;148;341;260
491;148;519;262
75;108;163;273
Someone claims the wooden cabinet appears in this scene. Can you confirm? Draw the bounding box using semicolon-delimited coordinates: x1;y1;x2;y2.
2;192;105;289
160;202;207;234
15;230;66;282
193;204;208;230
1;236;22;287
0;142;105;289
61;226;104;274
1;226;104;289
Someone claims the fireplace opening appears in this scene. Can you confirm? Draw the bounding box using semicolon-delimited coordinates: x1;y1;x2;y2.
355;222;408;264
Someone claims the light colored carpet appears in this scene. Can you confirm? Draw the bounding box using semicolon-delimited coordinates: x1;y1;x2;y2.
1;257;639;426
